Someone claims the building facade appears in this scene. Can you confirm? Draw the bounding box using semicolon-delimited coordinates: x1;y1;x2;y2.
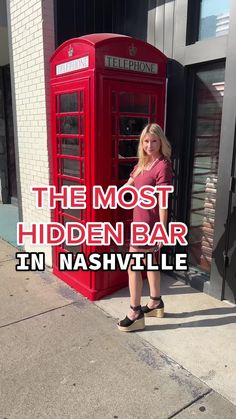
3;0;236;303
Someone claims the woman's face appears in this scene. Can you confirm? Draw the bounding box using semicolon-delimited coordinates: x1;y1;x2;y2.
142;133;161;158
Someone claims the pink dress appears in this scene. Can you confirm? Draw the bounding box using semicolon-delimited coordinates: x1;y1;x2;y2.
130;157;173;248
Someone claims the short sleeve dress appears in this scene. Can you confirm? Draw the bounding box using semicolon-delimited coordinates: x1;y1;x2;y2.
130;157;173;248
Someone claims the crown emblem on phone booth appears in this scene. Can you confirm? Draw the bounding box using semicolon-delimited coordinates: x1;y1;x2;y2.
129;43;137;57
68;45;73;57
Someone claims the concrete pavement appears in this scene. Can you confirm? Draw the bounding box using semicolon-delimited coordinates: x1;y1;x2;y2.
0;239;236;419
96;275;236;406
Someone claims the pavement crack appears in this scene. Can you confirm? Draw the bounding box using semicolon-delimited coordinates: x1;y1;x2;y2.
167;389;213;418
78;338;93;350
84;338;93;347
0;257;16;263
0;302;76;329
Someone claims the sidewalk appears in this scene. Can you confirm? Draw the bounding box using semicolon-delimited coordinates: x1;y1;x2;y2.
0;239;236;419
0;204;18;247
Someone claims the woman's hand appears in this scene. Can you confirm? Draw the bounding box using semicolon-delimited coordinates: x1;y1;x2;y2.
157;207;168;252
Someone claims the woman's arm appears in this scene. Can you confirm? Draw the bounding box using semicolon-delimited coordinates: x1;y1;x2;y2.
125;177;135;186
158;205;168;249
159;207;168;229
156;160;172;228
156;161;173;248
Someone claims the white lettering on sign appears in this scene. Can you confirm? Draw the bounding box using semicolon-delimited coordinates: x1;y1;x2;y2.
56;56;89;75
104;55;158;74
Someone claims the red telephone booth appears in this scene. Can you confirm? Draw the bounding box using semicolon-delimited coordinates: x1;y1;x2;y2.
50;33;167;300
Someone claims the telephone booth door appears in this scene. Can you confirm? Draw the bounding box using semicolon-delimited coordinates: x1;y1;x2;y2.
104;80;165;244
51;79;92;291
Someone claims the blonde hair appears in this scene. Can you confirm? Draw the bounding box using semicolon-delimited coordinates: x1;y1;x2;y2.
133;123;171;177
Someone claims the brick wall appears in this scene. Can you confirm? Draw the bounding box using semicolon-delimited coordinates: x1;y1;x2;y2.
8;0;55;266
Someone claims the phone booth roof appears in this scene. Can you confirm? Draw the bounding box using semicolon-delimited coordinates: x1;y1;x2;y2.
50;33;167;81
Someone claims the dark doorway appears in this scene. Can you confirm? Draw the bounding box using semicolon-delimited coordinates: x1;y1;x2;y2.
0;65;17;203
55;0;149;47
212;129;236;304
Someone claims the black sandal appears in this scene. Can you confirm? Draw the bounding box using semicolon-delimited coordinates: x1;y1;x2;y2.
117;305;145;332
141;296;164;318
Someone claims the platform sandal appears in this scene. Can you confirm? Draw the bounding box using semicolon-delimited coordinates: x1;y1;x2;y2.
141;296;164;318
117;305;145;332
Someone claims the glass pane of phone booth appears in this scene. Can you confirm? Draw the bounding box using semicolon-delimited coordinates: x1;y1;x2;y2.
111;88;158;249
55;89;86;254
111;91;157;183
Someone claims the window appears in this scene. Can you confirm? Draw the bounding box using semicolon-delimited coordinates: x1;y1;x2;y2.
111;89;158;183
188;63;225;274
198;0;230;40
186;0;230;44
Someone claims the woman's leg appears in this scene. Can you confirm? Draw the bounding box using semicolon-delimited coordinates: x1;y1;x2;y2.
127;246;143;320
145;249;162;308
146;270;161;308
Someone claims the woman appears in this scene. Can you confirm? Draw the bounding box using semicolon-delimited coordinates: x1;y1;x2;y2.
118;123;172;332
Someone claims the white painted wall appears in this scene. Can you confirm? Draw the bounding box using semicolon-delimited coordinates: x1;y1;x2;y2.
8;0;55;266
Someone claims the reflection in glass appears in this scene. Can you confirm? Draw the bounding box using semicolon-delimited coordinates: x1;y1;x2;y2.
56;117;60;134
196;121;221;138
81;161;84;178
112;116;116;135
63;243;82;253
59;180;85;216
56;96;59;113
112;139;116;158
151;96;156;114
80;91;84;112
112;162;116;180
61;218;84;252
119;117;148;135
59;138;79;156
112;92;117;112
61;158;80;178
119;140;138;158
60;92;78;113
62;216;81;229
198;0;230;41
60;116;78;134
188;64;225;273
57;158;61;174
119;92;149;113
81;140;84;157
63;207;85;220
62;179;81;188
119;162;137;180
80;116;84;134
